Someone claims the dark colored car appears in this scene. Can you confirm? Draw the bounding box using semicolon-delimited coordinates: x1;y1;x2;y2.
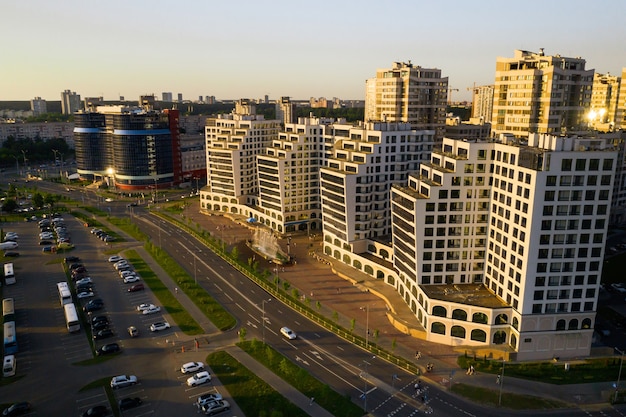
118;397;142;411
81;405;108;417
91;315;108;325
93;329;114;340
84;299;104;312
4;252;19;258
96;343;120;356
39;240;52;245
64;256;80;264
128;283;144;292
91;321;110;332
76;283;94;293
2;402;31;416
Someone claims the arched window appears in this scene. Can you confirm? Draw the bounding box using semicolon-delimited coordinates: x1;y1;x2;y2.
452;309;467;321
470;329;486;342
568;319;578;330
512;317;519;330
472;312;488;324
493;330;506;344
510;333;517;348
556;319;566;331
364;265;374;275
432;306;447;317
431;322;446;335
495;313;508;325
451;325;466;339
582;318;591;329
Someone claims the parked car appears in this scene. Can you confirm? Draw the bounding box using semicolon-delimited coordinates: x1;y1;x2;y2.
128;283;144;292
91;315;108;325
142;305;161;315
93;329;114;340
201;400;230;415
118;397;142;411
186;371;211;387
110;374;137;389
196;393;223;407
181;361;204;374
124;275;141;283
150;321;170;332
280;326;297;340
84;299;104;312
97;343;120;356
91;321;110;332
75;277;93;286
4;252;19;258
2;402;31;416
108;255;123;263
81;405;107;417
136;303;156;312
77;290;95;299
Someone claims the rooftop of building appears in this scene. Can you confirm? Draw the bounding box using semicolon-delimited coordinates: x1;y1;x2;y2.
421;283;509;309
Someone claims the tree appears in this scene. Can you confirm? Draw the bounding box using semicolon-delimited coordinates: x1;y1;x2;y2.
1;199;18;213
32;192;44;209
44;194;56;211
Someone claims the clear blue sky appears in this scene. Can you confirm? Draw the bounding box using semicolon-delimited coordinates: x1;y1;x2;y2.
2;0;625;103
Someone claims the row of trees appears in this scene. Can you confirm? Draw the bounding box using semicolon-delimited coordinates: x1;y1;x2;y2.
0;137;73;169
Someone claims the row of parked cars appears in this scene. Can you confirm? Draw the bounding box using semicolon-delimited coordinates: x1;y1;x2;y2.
90;227;115;243
178;361;230;415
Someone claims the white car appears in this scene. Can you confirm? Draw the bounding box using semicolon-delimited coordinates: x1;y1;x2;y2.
196;392;222;406
105;198;114;202
280;326;296;340
114;261;130;270
136;303;156;312
150;321;170;332
120;270;137;278
142;305;161;315
124;275;141;283
181;361;205;374
77;291;95;299
75;277;93;286
108;255;123;263
201;400;230;415
186;371;211;387
110;374;137;389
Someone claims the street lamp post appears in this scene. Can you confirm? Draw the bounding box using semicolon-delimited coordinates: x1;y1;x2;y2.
360;305;370;348
360;356;375;414
615;348;625;403
262;298;271;343
194;250;201;284
498;359;505;406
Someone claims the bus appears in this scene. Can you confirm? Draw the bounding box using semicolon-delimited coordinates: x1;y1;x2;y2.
63;303;80;333
2;298;15;323
57;282;72;306
4;263;15;285
3;321;17;354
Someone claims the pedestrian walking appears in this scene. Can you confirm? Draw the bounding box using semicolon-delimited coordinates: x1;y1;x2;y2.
470;365;475;375
496;374;501;384
309;397;315;406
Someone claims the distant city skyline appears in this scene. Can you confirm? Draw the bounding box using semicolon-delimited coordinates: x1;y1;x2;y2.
2;0;625;103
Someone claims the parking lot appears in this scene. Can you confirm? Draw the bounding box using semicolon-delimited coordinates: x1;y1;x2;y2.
0;214;235;416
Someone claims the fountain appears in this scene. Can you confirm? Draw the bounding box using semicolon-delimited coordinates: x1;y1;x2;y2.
247;228;290;264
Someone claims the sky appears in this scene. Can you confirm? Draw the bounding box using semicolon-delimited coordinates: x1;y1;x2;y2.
2;0;626;103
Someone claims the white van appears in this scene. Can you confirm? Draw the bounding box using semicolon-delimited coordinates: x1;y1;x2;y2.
3;355;16;377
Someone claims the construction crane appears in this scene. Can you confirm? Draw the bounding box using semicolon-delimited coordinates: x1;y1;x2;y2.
447;87;459;105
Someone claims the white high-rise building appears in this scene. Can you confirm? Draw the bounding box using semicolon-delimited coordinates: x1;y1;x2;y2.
390;134;618;360
200;102;280;212
492;49;594;137
470;85;494;123
365;62;448;139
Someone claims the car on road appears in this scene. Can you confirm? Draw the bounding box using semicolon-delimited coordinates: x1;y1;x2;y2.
128;326;139;337
196;393;223;407
201;400;230;416
93;329;114;340
81;405;108;417
150;321;170;332
128;283;144;292
280;326;297;340
77;290;95;299
108;255;123;263
118;397;142;411
105;198;114;202
110;374;137;389
96;343;120;356
1;402;32;416
142;305;161;315
186;370;211;387
611;283;626;293
181;361;205;374
136;303;156;312
83;298;104;313
124;275;141;283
